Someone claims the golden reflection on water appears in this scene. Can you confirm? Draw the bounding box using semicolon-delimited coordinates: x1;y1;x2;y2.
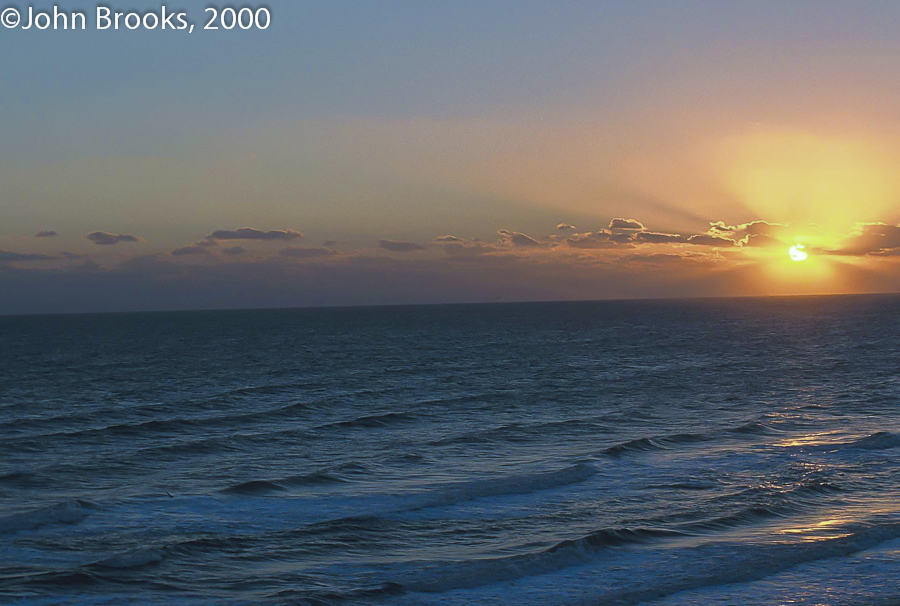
775;431;845;449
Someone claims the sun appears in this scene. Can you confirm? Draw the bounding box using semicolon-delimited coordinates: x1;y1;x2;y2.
789;244;808;262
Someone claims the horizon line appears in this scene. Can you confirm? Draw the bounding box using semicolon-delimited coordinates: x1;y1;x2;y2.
3;290;899;320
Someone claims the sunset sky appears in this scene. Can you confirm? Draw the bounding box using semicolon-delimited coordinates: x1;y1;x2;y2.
3;1;900;314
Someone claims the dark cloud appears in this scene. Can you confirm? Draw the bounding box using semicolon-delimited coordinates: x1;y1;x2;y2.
709;220;786;243
35;230;58;238
378;239;426;252
566;231;620;249
280;246;340;259
443;241;496;256
829;223;900;256
207;228;303;241
497;229;546;248
566;229;638;248
222;246;248;256
635;231;686;244
687;234;737;247
87;232;140;246
625;253;691;264
434;235;465;243
741;233;783;248
609;218;645;231
171;245;212;257
3;222;900;315
0;250;55;262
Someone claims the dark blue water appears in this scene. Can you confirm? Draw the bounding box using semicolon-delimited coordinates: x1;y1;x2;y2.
2;296;900;605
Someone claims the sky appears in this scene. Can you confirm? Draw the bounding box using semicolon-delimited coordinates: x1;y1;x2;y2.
3;1;900;314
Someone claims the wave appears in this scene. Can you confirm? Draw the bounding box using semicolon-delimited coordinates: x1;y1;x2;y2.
410;463;596;511
0;400;321;446
399;525;681;594
279;582;404;605
581;521;900;605
603;432;708;456
314;412;416;431
647;480;721;491
681;505;786;532
601;420;785;457
845;431;900;450
727;421;780;435
293;464;598;536
0;500;97;534
222;471;350;495
396;519;900;599
0;469;40;485
429;419;608;447
92;547;166;570
545;526;682;554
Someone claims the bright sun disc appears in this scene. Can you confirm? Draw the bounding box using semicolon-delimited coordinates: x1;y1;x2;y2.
789;245;808;262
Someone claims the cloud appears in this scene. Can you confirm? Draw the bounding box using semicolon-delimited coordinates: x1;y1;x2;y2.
0;250;55;262
87;232;141;246
625;253;693;264
566;231;620;249
35;230;58;238
280;246;340;259
434;234;465;243
686;234;737;247
171;245;212;257
443;241;497;257
556;223;576;231
497;229;546;248
709;220;783;238
828;223;900;256
61;252;88;260
635;231;686;244
323;240;338;247
5;216;900;315
565;229;638;248
378;239;426;252
609;218;645;231
741;233;783;248
207;228;303;241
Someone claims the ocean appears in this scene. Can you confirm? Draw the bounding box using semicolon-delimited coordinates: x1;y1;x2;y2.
2;295;900;605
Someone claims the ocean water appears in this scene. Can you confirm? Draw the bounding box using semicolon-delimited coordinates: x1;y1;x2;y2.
2;295;900;606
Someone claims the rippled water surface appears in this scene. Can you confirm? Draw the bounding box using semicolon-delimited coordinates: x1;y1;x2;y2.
2;296;900;605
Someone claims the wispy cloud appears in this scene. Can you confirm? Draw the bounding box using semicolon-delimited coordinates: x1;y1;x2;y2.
4;216;899;314
0;250;54;262
434;235;465;243
827;222;900;256
609;218;645;231
497;229;546;248
207;228;303;241
87;232;141;246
